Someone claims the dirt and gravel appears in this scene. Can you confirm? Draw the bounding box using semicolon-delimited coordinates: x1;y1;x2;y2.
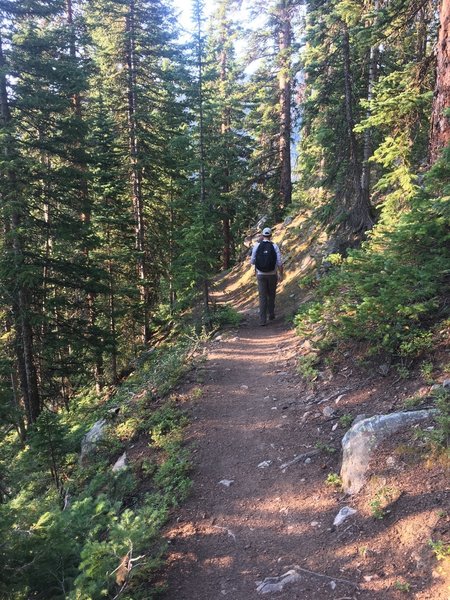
160;260;449;599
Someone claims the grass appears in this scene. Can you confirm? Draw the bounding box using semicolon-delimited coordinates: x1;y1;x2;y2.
428;539;450;561
325;472;343;489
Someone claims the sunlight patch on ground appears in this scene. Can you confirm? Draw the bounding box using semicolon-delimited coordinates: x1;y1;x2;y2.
204;555;234;568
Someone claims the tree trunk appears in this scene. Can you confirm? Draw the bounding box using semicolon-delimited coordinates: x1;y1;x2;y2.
342;21;373;233
360;0;379;210
219;22;232;270
126;0;151;342
195;1;210;313
222;216;231;269
416;3;430;61
107;240;118;384
68;0;104;388
278;1;292;210
429;0;450;164
1;33;40;426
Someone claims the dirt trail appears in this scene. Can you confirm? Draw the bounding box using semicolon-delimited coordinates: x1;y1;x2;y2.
162;309;356;599
162;298;449;599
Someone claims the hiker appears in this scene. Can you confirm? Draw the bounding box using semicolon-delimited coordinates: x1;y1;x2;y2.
250;227;284;326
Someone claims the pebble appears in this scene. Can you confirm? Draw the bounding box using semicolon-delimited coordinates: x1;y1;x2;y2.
219;479;234;487
258;460;272;468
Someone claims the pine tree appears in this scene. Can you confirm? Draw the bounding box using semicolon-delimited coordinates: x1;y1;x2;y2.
430;0;450;163
0;0;109;425
204;0;254;269
245;0;300;219
85;0;185;341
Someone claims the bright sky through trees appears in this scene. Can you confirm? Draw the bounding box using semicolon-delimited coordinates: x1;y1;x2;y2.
173;0;214;34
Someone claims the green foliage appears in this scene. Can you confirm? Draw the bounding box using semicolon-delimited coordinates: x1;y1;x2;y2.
431;388;450;451
428;538;450;561
325;472;343;489
0;335;195;599
294;192;450;357
369;498;386;520
339;413;354;428
402;394;424;410
315;441;337;455
210;304;243;328
395;364;410;380
369;486;395;519
148;404;188;449
28;411;71;490
296;353;319;383
394;580;411;593
419;361;434;385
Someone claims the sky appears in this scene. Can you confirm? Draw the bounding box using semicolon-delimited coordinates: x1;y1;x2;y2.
172;0;215;36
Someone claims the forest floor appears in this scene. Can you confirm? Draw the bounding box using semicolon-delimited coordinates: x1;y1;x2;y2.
160;224;449;600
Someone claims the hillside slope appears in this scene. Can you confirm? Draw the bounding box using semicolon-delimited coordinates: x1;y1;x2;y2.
161;212;449;599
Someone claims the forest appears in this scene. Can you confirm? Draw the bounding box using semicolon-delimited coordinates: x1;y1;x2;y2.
0;0;449;598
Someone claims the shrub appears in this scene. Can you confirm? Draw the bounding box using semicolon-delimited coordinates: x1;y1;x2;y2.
294;193;450;357
210;304;243;328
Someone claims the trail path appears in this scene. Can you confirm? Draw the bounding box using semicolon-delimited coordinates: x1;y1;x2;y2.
162;294;448;599
162;308;358;600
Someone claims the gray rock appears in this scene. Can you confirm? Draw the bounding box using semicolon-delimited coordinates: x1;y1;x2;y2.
256;569;301;594
333;506;357;526
442;379;450;389
258;460;272;469
80;418;107;465
352;414;368;426
283;216;293;227
219;479;234;487
112;452;127;472
322;405;335;417
341;410;436;494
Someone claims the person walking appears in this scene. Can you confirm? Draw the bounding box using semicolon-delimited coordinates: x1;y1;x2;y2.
250;227;284;326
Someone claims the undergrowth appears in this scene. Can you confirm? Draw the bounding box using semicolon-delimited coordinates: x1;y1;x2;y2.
295;201;449;357
0;335;199;600
294;152;450;360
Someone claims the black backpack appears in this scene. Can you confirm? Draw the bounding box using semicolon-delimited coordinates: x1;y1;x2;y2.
255;241;277;272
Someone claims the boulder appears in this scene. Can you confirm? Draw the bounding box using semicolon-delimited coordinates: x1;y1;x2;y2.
341;410;436;494
112;452;127;472
80;418;107;465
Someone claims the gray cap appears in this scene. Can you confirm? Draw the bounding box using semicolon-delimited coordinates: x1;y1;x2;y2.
262;227;272;236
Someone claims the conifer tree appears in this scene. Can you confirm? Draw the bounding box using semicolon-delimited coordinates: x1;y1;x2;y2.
430;0;450;163
297;0;437;242
204;0;253;269
0;0;110;424
85;0;184;341
245;0;300;218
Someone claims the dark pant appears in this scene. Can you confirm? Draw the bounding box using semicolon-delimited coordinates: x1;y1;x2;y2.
257;274;278;324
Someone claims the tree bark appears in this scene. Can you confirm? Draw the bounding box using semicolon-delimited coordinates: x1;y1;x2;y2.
126;0;151;341
429;0;450;164
278;1;292;210
1;33;40;426
342;21;373;233
195;0;210;313
360;0;379;210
